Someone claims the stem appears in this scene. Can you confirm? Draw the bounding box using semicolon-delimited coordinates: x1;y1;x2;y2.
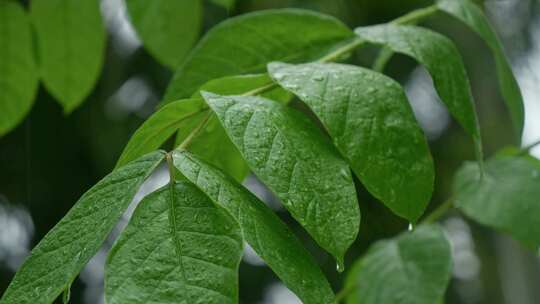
176;110;212;150
317;37;365;63
421;198;453;224
241;81;277;96
391;5;439;25
166;152;176;183
372;47;394;72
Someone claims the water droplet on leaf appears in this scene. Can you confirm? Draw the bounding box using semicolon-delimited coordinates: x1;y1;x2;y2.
336;261;345;273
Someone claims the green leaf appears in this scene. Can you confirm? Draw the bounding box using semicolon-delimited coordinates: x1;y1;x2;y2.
163;8;353;103
202;92;360;267
437;0;524;139
172;151;335;304
176;74;291;181
31;0;106;113
345;225;452;304
0;151;165;304
355;24;482;157
105;182;243;304
126;0;203;68
116;98;205;169
269;62;434;222
453;153;540;247
0;0;38;136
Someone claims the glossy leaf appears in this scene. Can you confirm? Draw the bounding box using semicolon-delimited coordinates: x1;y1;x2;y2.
0;151;166;304
31;0;106;113
0;0;38;137
116;98;205;169
453;153;540;247
106;182;243;304
437;0;524;138
126;0;203;68
269;62;434;221
172;151;335;304
345;225;452;304
355;24;482;156
202;92;360;267
163;9;353;102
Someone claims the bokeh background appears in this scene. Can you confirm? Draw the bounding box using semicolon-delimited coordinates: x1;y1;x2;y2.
1;0;540;303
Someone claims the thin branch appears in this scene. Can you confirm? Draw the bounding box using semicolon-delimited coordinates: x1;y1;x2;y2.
176;110;212;150
420;198;454;224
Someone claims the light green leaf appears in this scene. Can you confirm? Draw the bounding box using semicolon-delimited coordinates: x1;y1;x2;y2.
437;0;524;139
355;25;482;157
31;0;106;113
345;225;452;304
126;0;203;68
453;153;540;247
105;182;243;304
202;92;360;267
163;9;353;102
269;62;434;222
116;98;205;169
172;151;335;304
0;151;165;304
0;0;38;137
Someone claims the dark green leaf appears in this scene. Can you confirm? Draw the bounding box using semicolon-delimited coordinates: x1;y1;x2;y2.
31;0;106;113
116;98;205;169
172;151;335;304
0;0;38;136
345;225;452;304
437;0;524;138
0;151;165;304
269;62;434;221
105;182;243;304
202;92;360;267
453;153;540;247
355;25;482;157
126;0;203;68
163;9;353;103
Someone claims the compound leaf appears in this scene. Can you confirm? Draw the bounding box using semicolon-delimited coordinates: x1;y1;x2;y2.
269;62;434;222
345;225;452;304
0;0;38;137
172;151;335;304
126;0;203;68
202;92;360;267
105;182;243;304
437;0;524;138
0;151;166;304
31;0;106;113
116;98;205;169
355;24;482;157
453;153;540;248
163;9;353;103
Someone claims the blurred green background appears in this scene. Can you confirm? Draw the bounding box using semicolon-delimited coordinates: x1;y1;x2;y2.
1;0;540;303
